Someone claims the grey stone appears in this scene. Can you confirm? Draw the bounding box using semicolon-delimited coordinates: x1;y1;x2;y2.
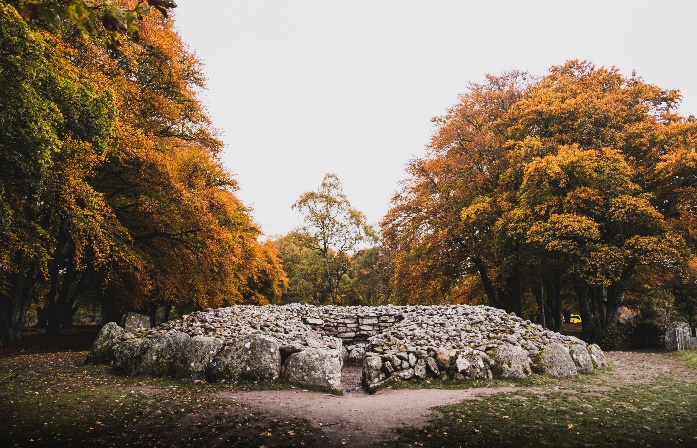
569;343;594;373
454;348;493;379
137;331;190;376
347;344;367;364
588;343;608;368
362;355;385;386
414;358;428;379
284;348;343;391
394;368;415;380
425;357;440;377
86;322;124;364
210;335;281;383
305;317;324;326
123;312;150;333
112;337;153;375
536;342;578;378
489;343;531;379
171;336;224;381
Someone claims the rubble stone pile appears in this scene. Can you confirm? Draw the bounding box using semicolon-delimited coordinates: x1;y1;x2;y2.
86;304;607;392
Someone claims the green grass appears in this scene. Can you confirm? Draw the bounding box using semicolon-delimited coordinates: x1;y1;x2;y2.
0;351;317;447
3;342;697;447
674;348;697;370
393;363;697;447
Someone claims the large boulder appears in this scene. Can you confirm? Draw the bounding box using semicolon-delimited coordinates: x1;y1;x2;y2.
489;343;531;379
454;348;493;379
123;312;150;334
171;336;223;381
137;331;191;377
535;342;578;378
86;322;124;364
112;337;153;375
284;348;343;391
588;343;608;368
209;335;281;383
569;342;594;373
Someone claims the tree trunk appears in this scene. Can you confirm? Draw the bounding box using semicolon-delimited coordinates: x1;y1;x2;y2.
61;269;88;329
163;303;171;323
100;288;121;325
0;266;39;346
472;256;500;309
544;278;562;333
532;283;546;327
576;284;600;342
47;256;78;336
606;274;631;327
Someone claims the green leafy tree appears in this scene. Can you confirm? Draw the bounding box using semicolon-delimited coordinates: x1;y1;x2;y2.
292;174;377;304
0;4;117;343
342;246;393;305
275;232;326;303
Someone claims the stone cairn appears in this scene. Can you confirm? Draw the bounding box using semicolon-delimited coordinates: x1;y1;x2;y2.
87;304;607;392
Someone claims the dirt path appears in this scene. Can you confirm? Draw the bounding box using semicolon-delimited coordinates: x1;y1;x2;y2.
225;352;696;447
603;350;697;384
226;386;519;447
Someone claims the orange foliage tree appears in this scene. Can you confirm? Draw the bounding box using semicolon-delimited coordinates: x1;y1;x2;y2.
0;1;285;343
383;61;697;341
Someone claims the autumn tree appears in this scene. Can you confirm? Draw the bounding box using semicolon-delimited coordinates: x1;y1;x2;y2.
383;60;697;341
0;0;283;343
0;3;118;342
292;174;377;303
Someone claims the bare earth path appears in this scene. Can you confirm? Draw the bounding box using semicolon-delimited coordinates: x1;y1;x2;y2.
226;352;697;447
226;384;520;447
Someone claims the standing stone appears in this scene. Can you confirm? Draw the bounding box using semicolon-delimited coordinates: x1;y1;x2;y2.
86;322;124;364
414;358;428;379
209;335;281;383
425;357;440;377
284;349;343;391
454;348;492;379
171;336;224;381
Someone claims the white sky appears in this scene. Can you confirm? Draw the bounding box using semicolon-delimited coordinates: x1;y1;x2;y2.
173;0;697;238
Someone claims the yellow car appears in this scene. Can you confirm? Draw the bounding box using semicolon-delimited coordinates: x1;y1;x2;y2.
569;314;582;324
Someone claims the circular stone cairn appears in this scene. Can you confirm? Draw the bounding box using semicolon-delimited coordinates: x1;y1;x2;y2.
86;303;606;392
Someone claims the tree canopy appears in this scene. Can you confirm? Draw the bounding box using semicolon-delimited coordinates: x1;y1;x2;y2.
0;0;285;344
382;60;697;341
288;174;378;304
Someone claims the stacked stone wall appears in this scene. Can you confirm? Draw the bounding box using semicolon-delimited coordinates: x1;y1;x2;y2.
87;304;608;392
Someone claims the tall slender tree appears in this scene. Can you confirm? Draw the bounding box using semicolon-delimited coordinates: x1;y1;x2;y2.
292;174;377;303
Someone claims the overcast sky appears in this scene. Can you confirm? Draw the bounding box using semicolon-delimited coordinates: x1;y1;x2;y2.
173;0;697;238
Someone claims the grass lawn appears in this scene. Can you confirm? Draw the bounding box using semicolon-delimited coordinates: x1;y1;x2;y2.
393;350;697;448
2;328;696;447
0;330;317;447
